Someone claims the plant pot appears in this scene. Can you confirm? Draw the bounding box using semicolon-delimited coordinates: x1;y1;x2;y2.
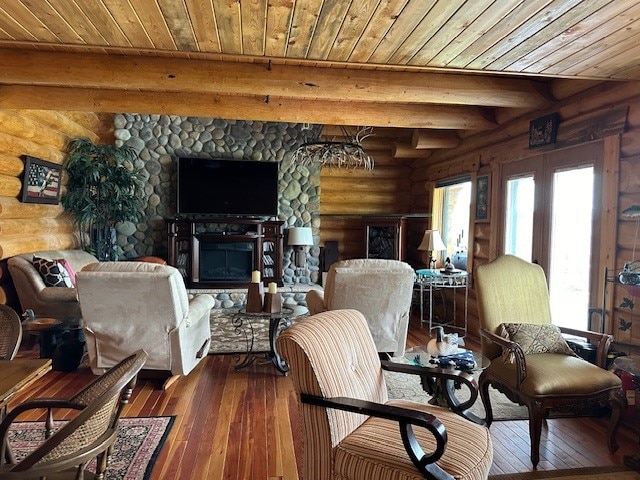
91;225;118;261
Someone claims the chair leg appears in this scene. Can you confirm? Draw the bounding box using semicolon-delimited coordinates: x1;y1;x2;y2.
478;375;493;426
608;390;624;453
527;401;545;468
75;462;86;480
95;451;109;480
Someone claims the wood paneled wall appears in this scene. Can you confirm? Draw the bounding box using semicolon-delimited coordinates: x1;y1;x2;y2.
319;150;413;260
0;110;113;306
412;80;640;344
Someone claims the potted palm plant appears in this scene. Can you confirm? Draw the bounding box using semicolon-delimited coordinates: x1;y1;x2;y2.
62;137;146;261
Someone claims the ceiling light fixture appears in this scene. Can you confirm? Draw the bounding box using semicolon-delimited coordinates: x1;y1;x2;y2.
291;125;375;170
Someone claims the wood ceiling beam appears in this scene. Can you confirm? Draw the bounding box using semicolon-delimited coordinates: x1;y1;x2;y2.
412;129;461;149
393;143;433;159
0;49;551;109
0;86;498;130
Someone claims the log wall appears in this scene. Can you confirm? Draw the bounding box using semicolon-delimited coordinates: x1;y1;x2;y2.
413;80;640;345
319;149;414;260
0;110;114;307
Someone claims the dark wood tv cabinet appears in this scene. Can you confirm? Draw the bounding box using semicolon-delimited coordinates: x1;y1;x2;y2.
166;218;284;289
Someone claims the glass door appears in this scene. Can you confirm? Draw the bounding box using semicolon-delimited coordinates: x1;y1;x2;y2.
548;166;594;329
499;143;602;330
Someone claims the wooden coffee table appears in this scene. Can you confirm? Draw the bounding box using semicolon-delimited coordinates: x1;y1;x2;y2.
0;358;52;463
0;358;52;412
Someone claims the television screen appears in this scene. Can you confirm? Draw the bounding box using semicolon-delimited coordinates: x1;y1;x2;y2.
177;158;278;217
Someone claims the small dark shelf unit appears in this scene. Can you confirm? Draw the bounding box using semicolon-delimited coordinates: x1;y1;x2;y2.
167;218;284;289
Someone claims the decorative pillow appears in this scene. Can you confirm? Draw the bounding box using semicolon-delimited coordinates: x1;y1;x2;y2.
56;258;77;286
32;255;74;288
498;323;578;358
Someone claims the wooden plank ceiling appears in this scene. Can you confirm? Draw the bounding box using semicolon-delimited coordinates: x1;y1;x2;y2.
0;0;638;158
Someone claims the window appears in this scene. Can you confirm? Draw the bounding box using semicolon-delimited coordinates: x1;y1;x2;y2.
433;179;471;269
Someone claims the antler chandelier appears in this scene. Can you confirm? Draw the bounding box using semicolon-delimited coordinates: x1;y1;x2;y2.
291;125;375;170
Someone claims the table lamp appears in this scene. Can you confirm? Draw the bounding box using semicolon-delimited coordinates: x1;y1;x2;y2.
418;229;446;269
287;227;313;267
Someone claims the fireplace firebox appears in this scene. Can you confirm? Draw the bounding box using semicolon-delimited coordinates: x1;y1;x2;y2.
193;236;257;283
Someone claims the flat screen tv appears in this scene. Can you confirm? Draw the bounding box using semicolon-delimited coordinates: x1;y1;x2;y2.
177;157;278;217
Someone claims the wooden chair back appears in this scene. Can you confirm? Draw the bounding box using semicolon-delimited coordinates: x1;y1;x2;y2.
0;306;22;361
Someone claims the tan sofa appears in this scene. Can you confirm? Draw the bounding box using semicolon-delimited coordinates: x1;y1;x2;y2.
306;258;415;357
76;261;214;383
7;249;99;318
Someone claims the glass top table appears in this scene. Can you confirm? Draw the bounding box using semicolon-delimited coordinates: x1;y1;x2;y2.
397;345;490;425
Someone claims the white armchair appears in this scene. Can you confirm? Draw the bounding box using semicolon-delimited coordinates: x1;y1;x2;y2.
76;262;214;387
306;259;415;356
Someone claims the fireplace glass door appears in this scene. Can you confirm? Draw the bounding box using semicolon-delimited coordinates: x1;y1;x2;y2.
194;238;255;283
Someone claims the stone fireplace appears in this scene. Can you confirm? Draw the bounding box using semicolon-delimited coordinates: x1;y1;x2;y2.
113;114;322;285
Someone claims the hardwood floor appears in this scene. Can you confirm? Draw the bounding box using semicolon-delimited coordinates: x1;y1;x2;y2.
10;317;640;479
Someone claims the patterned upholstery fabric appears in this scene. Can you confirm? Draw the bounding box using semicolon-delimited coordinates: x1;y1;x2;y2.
277;309;493;480
499;323;578;358
32;255;74;288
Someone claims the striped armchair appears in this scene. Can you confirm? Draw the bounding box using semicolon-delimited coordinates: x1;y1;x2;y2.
277;309;493;480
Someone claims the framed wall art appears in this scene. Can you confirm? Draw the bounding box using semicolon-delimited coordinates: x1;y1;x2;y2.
476;174;490;221
21;156;62;205
529;112;560;148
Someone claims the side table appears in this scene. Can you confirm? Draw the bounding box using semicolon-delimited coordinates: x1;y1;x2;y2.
22;317;85;372
415;269;469;336
232;307;294;375
402;345;490;425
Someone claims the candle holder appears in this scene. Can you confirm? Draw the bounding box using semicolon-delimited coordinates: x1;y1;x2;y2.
263;292;282;313
246;282;264;313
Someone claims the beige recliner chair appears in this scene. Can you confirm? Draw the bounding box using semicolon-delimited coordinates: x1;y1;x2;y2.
76;262;214;388
306;259;415;357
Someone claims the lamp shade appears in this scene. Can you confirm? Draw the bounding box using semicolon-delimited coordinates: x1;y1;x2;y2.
417;230;446;251
288;227;313;246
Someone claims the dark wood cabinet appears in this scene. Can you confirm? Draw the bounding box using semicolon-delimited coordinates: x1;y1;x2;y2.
364;216;407;261
167;218;284;288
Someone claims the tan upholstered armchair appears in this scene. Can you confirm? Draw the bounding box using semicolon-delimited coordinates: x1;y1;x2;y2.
277;309;493;480
306;259;415;357
76;262;214;388
475;255;623;467
8;249;99;318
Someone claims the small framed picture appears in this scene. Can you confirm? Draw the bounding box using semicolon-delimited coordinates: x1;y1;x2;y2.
476;175;490;221
21;156;62;205
529;113;560;148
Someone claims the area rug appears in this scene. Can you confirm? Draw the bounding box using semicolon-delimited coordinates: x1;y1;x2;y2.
8;416;174;479
488;465;639;479
209;308;306;354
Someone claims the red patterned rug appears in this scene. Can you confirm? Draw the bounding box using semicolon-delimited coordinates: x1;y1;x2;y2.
7;416;174;479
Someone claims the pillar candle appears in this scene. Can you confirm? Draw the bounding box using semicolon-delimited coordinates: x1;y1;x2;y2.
251;270;261;283
268;282;277;294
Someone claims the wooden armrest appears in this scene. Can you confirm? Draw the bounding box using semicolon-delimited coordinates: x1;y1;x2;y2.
480;329;528;387
301;394;453;480
560;327;612;368
0;399;85;456
382;360;484;425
